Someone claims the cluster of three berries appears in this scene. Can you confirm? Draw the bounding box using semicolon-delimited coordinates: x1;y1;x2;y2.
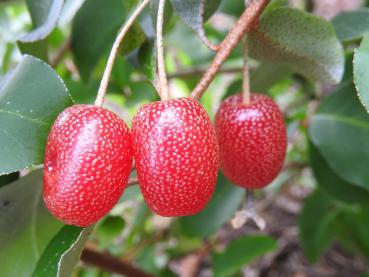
43;93;286;227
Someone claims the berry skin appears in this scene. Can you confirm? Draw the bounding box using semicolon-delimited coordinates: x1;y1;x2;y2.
215;93;287;189
43;105;133;227
132;97;219;216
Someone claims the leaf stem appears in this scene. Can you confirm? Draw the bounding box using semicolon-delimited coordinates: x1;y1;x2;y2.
242;35;251;105
94;0;150;107
191;0;268;100
156;0;170;101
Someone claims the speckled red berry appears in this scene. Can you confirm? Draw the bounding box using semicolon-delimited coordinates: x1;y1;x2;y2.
43;105;133;227
132;97;219;216
215;93;287;189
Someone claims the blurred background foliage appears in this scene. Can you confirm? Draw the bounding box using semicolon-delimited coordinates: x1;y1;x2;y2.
0;0;369;276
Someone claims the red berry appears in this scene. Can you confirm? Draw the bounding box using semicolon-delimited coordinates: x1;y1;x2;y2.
43;105;133;227
132;97;219;216
215;93;287;189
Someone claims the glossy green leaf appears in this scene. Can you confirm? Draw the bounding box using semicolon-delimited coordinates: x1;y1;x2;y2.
72;0;126;81
128;39;156;82
213;236;277;277
251;62;292;93
354;34;369;113
309;80;369;190
64;78;98;104
334;206;369;257
310;142;369;205
220;0;287;17
72;0;147;81
0;170;63;277
21;0;63;42
219;0;244;16
119;21;147;55
0;55;73;175
33;225;93;277
223;62;292;100
223;79;242;100
97;216;125;248
299;189;338;262
170;0;220;46
18;0;64;60
179;173;245;237
17;39;48;62
332;8;369;42
249;8;344;84
0;172;19;188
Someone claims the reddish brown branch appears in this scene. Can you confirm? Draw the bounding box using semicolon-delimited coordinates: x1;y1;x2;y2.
191;0;269;99
81;248;159;277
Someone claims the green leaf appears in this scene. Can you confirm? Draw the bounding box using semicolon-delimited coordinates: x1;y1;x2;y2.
334;206;369;257
0;172;19;188
298;189;338;262
354;34;369;113
309;80;369;191
18;0;64;60
223;62;292;100
72;0;146;80
220;0;287;17
223;79;242;100
179;173;245;237
0;170;63;277
64;78;98;104
310;142;369;205
129;39;156;82
251;62;293;93
332;8;369;42
219;0;244;16
249;7;344;84
212;236;277;277
24;0;63;38
32;225;93;277
0;55;73;175
119;21;147;55
17;40;48;62
170;0;221;45
71;0;127;81
97;216;125;248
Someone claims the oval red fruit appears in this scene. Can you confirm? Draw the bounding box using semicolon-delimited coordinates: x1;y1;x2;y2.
132;97;219;216
215;93;287;189
43;105;133;227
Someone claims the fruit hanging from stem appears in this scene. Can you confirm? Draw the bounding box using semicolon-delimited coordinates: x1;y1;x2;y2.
43;105;133;227
132;97;219;216
215;93;287;189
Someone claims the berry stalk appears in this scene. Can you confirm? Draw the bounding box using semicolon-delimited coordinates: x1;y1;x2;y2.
242;35;251;105
95;0;150;107
156;0;170;101
191;0;268;100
